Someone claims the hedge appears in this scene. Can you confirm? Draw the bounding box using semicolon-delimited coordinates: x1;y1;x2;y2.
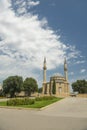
35;96;56;101
7;96;57;106
7;98;35;106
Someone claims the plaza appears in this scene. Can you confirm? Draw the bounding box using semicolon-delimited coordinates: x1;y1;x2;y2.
0;97;87;130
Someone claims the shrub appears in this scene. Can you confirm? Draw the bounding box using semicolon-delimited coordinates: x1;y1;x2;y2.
35;96;56;101
7;98;35;106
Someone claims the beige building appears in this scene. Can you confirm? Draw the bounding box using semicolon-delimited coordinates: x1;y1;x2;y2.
42;58;70;97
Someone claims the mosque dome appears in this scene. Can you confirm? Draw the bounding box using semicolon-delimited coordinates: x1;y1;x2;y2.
52;73;63;77
50;73;65;81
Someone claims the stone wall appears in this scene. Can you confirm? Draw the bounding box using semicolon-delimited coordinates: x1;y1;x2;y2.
77;94;87;98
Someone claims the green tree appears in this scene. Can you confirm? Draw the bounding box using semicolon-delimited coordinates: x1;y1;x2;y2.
52;80;56;94
72;80;87;93
38;87;42;93
23;77;38;96
0;89;3;97
3;76;23;98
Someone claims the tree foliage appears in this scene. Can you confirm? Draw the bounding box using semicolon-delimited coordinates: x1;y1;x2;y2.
0;89;3;97
23;77;38;96
3;76;23;98
72;80;87;93
38;87;42;93
52;80;56;94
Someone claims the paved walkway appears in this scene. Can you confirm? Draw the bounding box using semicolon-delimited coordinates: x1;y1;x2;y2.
38;97;87;118
0;97;87;130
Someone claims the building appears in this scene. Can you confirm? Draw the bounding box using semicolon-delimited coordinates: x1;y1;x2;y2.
42;58;70;97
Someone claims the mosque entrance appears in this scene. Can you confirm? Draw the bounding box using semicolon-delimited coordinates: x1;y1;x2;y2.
59;87;62;94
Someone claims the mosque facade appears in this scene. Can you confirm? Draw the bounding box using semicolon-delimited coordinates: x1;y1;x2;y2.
42;58;70;97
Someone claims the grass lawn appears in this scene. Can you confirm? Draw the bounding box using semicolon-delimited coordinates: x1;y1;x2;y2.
0;97;62;108
20;98;61;108
0;101;7;106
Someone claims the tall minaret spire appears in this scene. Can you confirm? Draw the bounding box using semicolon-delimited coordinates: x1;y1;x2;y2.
43;57;47;83
64;58;68;81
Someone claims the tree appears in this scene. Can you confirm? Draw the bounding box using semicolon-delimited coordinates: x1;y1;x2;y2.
52;80;56;94
3;76;23;98
72;80;87;93
38;87;42;93
0;89;3;97
23;77;38;96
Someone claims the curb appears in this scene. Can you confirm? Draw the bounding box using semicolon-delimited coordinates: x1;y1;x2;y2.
0;106;40;111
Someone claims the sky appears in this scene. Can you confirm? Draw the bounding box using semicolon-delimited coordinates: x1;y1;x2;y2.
0;0;87;89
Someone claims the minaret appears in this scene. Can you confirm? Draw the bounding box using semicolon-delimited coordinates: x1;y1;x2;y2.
42;57;47;94
43;57;47;83
64;58;68;81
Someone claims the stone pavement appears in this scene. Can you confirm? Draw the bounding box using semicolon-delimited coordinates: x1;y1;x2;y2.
38;97;87;118
0;97;87;130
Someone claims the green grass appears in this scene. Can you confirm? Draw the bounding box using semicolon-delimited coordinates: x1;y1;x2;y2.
0;97;62;108
19;98;61;108
0;101;7;106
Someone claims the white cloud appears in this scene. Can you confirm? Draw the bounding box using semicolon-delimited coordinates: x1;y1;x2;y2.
80;69;86;73
67;45;80;59
10;0;40;16
75;60;85;64
28;1;40;7
69;72;74;75
0;0;81;85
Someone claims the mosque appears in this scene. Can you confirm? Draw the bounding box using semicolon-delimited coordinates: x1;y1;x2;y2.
42;58;70;97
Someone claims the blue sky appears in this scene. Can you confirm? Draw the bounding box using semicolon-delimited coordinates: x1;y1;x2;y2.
0;0;87;89
35;0;87;80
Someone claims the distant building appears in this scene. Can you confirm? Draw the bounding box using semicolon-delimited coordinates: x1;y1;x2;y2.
42;58;70;97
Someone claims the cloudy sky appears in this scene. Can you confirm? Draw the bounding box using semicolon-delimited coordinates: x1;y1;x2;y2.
0;0;87;88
